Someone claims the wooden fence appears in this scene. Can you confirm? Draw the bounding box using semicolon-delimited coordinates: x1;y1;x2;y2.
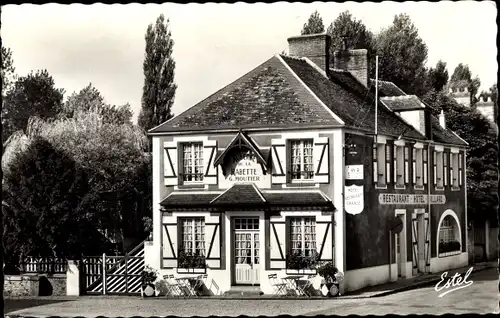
21;257;68;274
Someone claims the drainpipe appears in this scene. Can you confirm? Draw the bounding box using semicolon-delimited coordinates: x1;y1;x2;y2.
427;139;433;274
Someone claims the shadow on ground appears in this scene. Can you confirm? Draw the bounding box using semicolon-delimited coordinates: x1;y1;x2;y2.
4;299;75;314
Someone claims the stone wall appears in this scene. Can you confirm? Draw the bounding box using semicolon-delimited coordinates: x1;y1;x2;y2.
4;274;67;296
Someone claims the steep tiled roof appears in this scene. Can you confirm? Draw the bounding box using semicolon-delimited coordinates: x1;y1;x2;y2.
430;116;467;146
282;56;425;140
149;56;341;133
380;95;426;111
369;79;407;97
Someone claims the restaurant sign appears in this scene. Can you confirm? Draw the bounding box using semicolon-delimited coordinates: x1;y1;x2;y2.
345;185;364;215
345;165;363;180
226;150;264;184
378;194;446;205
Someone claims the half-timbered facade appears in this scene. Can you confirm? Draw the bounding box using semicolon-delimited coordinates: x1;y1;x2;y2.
145;33;468;295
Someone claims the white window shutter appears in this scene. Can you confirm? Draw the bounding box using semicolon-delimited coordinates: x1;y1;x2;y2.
163;141;178;186
314;137;329;183
203;139;218;185
271;138;287;184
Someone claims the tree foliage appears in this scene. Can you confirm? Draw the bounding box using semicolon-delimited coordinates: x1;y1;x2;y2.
450;63;481;105
422;91;498;224
2;70;64;145
326;10;377;77
1;46;16;97
2;137;104;260
428;60;449;92
60;83;133;125
301;10;325;35
138;14;177;132
375;14;429;96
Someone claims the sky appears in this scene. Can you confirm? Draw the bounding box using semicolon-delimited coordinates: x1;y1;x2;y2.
2;2;498;124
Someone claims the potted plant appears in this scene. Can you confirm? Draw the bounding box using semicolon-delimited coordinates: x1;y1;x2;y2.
315;261;344;297
141;265;159;297
177;251;206;273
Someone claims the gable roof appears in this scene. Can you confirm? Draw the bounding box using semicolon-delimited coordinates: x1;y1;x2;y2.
281;56;425;140
149;56;342;133
380;95;426;111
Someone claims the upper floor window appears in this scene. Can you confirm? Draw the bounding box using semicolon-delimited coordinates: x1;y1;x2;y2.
443;152;449;187
404;146;410;185
373;142;387;187
289;217;316;257
423;149;428;185
181;218;205;256
290;139;314;180
434;150;444;189
393;144;405;187
182;142;204;182
413;147;424;188
385;144;392;184
458;153;464;186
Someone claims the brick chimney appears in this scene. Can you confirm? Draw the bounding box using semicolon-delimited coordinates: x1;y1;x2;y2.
333;37;369;87
287;34;331;72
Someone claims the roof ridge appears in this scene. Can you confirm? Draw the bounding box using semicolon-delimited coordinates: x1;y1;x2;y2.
280;54;304;61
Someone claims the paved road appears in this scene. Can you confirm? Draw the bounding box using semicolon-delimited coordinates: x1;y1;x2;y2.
5;267;498;317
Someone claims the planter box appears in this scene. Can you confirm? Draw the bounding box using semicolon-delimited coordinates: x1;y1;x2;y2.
285;269;317;275
177;268;206;274
438;251;461;258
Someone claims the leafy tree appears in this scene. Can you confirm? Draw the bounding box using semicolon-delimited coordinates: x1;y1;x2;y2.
60;83;133;125
375;13;429;96
450;63;481;105
428;60;449;92
326;10;377;77
138;14;177;132
1;46;16;97
301;10;325;35
422;90;498;224
2;137;105;261
2;70;64;144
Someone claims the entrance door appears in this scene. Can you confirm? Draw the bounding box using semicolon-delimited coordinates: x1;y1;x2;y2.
417;214;425;273
234;218;260;285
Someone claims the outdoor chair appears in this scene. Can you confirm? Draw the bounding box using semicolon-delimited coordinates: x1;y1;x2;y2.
297;274;315;297
163;274;182;297
193;274;208;296
268;273;287;296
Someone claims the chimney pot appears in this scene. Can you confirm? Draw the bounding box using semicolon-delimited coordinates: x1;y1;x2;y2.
439;110;446;129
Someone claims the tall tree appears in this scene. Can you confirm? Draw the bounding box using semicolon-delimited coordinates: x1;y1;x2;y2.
428;60;449;92
1;46;16;97
301;10;325;35
326;10;377;78
450;63;481;105
138;14;177;132
60;83;133;125
2;70;64;144
375;13;429;96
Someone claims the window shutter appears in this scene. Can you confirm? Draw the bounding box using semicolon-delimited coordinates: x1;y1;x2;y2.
386;144;391;184
271;139;287;184
393;144;397;184
314;137;329;183
285;217;291;256
404;146;409;184
459;153;463;186
433;151;437;186
423;149;428;185
203;140;218;185
412;148;417;185
163;141;179;186
373;144;378;184
443;152;448;187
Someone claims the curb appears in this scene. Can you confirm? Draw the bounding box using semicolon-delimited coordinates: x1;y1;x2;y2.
367;263;494;298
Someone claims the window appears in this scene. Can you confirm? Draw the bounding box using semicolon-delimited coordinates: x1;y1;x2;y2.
423;149;428;185
393;144;397;184
394;144;404;187
373;143;386;186
404;146;409;184
450;152;459;188
435;150;444;189
290;139;314;180
443;152;448;187
386;144;392;184
439;216;454;243
413;147;424;188
290;217;316;257
182;143;204;182
181;218;205;255
459;153;464;186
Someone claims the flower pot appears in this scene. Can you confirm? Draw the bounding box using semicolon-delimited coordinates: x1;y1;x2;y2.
320;282;340;297
141;283;156;297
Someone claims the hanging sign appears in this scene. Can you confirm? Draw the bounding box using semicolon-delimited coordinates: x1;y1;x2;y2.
345;165;363;180
344;185;364;215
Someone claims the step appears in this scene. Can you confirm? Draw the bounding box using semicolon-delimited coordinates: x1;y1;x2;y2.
223;286;263;297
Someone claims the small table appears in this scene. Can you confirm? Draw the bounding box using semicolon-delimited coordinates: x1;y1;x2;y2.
175;276;198;297
281;275;306;296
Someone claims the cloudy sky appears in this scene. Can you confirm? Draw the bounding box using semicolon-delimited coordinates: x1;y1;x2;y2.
2;2;497;124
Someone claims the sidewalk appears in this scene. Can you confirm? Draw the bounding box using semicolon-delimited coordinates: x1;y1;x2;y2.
340;260;497;299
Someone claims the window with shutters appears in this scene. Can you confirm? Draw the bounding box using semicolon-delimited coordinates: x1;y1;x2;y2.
181;218;205;255
413;147;424;189
290;217;316;257
435;150;444;189
404;146;409;184
451;152;459;189
182;142;204;183
443;152;449;187
458;153;464;187
394;144;404;188
423;149;428;185
290;139;314;180
386;144;392;185
373;143;386;187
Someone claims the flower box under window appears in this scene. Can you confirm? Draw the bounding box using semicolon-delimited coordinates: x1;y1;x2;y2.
285;251;318;274
177;252;207;273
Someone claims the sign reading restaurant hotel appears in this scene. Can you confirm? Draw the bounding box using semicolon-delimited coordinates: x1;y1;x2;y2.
344;185;364;215
378;194;446;205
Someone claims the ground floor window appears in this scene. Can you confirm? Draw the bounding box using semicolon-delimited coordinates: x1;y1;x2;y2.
181;218;205;255
290;217;316;257
438;215;460;254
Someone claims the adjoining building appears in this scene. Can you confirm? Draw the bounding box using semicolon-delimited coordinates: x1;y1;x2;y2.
145;33;469;295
